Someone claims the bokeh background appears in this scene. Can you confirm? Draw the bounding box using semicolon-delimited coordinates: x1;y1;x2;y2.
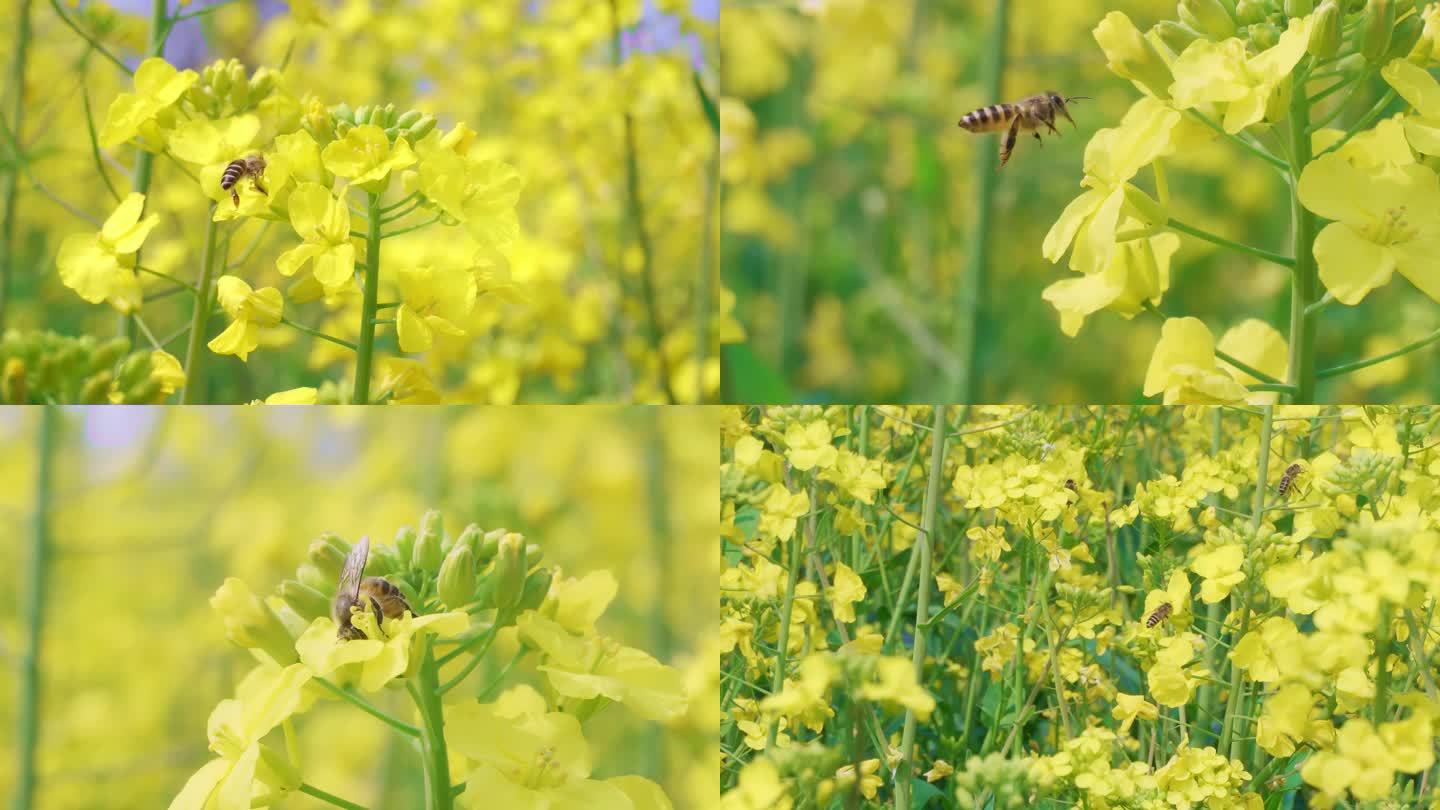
2;0;720;402
0;405;719;809
720;0;1440;403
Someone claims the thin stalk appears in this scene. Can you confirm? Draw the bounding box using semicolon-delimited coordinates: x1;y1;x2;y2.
299;783;369;810
0;0;35;333
609;0;674;403
180;208;220;403
1317;327;1440;379
894;405;948;809
695;109;718;403
1286;87;1319;403
765;485;804;750
1184;109;1289;171
14;408;55;810
352;192;383;404
643;419;672;783
1374;602;1392;723
279;317;358;351
1166;218;1295;268
412;639;454;810
1316;89;1397;159
952;0;1007;403
1221;405;1272;757
313;677;419;737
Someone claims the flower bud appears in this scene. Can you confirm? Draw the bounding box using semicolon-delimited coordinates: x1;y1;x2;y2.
2;357;26;404
122;378;163;404
365;543;403;577
405;114;437;140
493;533;527;611
1385;13;1424;61
279;579;331;619
413;510;444;571
1235;0;1269;23
354;105;372;125
307;532;349;576
249;67;276;100
1179;0;1238;38
393;526;417;569
208;62;231;96
296;563;330;592
335;120;354;137
437;544;476;609
1249;21;1281;49
1153;20;1205;51
1095;12;1174;99
1362;0;1397;62
384;126;399;141
366;105;386;125
331;103;355;124
1285;0;1313;16
517;568;553;612
1308;0;1343;56
395;109;423;130
79;371;111;404
211;578;298;665
95;336;129;369
115;351;151;390
382;103;397;126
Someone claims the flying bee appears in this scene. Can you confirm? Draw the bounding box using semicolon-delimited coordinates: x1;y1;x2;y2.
957;91;1090;168
220;154;268;208
1276;462;1303;499
1145;602;1173;628
333;536;413;641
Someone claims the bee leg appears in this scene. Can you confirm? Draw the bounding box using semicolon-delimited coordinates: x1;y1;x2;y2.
230;189;240;208
253;178;268;196
999;116;1022;168
1033;132;1043;146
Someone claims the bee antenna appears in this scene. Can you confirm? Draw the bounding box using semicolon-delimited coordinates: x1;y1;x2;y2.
1066;95;1092;103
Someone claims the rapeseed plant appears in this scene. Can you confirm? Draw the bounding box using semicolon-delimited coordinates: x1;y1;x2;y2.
722;405;1440;808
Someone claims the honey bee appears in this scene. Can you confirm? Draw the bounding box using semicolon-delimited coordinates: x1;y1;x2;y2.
957;91;1090;168
1276;463;1303;498
333;536;412;641
1145;602;1172;628
220;154;268;208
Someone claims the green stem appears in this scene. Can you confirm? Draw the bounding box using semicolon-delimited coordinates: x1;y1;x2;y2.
1221;405;1272;757
1215;347;1286;386
1374;602;1392;723
313;677;419;737
1286;87;1319;403
413;640;455;810
123;0;169;339
609;0;674;403
437;627;498;695
0;0;34;334
81;82;120;204
765;486;804;751
643;419;672;783
180;208;219;403
1317;327;1440;380
45;0;131;74
1166;218;1295;268
299;783;369;810
894;405;947;809
1316;89;1397;159
1184;109;1289;172
14;408;55;810
280;317;357;351
352;192;383;404
382;216;442;239
952;0;1007;403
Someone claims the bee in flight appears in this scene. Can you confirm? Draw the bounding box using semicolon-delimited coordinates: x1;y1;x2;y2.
1276;462;1303;499
332;536;413;641
220;154;268;208
957;91;1090;168
1145;602;1172;628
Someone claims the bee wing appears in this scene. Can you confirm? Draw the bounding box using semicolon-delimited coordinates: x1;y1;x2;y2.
337;536;370;602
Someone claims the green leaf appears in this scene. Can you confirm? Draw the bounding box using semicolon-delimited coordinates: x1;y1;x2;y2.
908;777;943;809
693;71;719;136
722;343;794;403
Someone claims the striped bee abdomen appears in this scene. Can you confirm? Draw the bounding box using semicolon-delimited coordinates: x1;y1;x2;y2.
220;160;247;190
1145;602;1172;628
958;103;1017;132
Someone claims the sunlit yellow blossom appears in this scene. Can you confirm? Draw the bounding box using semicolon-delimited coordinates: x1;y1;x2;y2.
827;561;865;624
1112;692;1157;734
856;657;934;719
1191;543;1246;602
758;484;809;543
784;419;837;471
1144;317;1250;404
100;57;197;149
276;182;356;292
516;612;687;722
396;265;476;353
834;759;882;800
322;124;417;192
208;276;283;362
1168;16;1313;133
57;193;158;313
295;610;467;693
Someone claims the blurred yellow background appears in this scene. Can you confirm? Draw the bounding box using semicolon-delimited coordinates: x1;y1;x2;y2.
0;405;719;809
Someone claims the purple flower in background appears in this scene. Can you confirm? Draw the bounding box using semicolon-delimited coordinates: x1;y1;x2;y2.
105;0;211;69
622;0;715;70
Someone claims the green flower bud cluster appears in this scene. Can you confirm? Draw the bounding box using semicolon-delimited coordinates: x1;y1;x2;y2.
0;330;170;403
952;753;1040;809
327;102;437;144
272;511;552;633
994;409;1059;461
185;59;277;118
763;743;844;803
1319;447;1400;503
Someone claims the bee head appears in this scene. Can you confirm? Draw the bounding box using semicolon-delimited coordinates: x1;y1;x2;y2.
336;621;366;641
1052;92;1089;128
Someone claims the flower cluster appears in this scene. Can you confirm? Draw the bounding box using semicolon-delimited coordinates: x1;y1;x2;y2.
722;405;1440;808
